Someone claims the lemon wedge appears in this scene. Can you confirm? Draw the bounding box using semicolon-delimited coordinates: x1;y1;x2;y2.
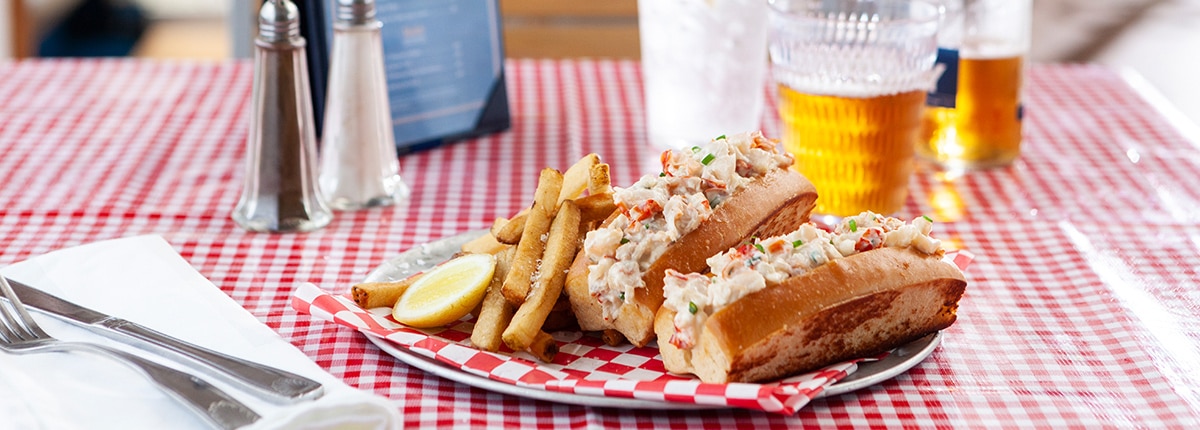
392;253;497;328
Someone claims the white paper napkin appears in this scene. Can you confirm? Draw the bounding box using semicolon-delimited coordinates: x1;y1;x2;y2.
0;235;401;429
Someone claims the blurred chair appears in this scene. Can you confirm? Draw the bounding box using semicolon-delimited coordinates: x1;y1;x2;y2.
500;0;639;59
224;0;640;60
3;0;34;58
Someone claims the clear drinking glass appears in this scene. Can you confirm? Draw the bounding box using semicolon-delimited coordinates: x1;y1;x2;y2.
639;0;769;151
768;0;941;217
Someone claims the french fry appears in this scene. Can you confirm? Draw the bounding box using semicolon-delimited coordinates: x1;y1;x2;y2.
465;155;615;356
490;216;509;232
461;231;507;255
491;211;528;245
351;275;422;309
527;331;559;362
601;329;626;347
501;168;563;305
573;192;616;225
559;153;600;204
587;163;612;195
502;200;581;351
470;246;517;352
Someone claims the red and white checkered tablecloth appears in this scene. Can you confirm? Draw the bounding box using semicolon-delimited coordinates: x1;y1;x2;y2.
2;58;1199;428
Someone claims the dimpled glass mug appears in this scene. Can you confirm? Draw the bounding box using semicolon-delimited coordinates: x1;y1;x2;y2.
768;0;941;217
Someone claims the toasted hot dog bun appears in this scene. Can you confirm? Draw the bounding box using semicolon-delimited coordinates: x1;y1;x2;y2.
654;247;966;383
566;168;817;346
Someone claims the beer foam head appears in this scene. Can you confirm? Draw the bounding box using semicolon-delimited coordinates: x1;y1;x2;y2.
770;54;944;98
960;38;1027;60
767;0;941;98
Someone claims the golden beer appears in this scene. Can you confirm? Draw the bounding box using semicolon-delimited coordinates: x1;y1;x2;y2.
919;55;1024;168
778;85;926;217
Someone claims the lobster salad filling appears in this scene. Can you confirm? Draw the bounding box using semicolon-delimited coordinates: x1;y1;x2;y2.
583;131;793;321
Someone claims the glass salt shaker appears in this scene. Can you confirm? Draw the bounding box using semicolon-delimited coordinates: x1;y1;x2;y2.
318;0;410;211
232;0;333;232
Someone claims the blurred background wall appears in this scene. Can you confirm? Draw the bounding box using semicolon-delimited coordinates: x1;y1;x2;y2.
3;0;1198;124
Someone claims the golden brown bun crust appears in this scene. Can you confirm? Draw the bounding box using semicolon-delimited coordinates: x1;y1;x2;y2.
659;247;966;383
568;168;817;346
565;250;607;331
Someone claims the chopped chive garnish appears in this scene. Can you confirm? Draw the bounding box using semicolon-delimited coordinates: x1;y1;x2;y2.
849;219;858;232
792;239;804;247
715;134;726;140
688;301;698;314
619;292;625;301
691;146;702;153
620;237;630;244
701;154;716;165
659;172;666;177
753;243;765;253
922;215;933;222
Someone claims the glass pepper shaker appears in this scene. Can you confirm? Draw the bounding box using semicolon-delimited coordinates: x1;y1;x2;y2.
232;0;333;232
318;0;410;211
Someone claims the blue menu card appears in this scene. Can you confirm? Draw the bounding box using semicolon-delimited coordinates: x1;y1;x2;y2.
300;0;511;153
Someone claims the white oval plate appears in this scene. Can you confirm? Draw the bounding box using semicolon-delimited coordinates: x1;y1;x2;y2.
362;230;942;410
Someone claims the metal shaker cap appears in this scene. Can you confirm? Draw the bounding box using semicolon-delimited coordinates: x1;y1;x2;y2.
335;0;377;26
258;0;301;42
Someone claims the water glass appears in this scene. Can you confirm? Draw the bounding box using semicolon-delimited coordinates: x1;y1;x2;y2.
640;0;769;151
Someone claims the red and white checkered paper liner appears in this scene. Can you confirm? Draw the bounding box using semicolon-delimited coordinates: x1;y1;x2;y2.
293;250;973;414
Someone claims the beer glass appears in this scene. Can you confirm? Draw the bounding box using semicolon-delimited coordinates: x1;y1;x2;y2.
640;0;769;151
768;0;941;217
919;0;1031;169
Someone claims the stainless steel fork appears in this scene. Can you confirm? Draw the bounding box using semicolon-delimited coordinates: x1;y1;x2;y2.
0;276;260;429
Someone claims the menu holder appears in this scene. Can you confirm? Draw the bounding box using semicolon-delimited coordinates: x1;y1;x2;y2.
298;0;511;153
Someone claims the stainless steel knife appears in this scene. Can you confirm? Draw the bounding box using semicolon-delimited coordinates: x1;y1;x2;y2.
5;277;324;403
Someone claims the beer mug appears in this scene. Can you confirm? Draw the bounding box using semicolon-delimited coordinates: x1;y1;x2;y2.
768;0;942;217
919;0;1031;169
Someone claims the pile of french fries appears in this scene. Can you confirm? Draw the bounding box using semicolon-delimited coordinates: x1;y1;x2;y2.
462;154;615;361
353;154;616;362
